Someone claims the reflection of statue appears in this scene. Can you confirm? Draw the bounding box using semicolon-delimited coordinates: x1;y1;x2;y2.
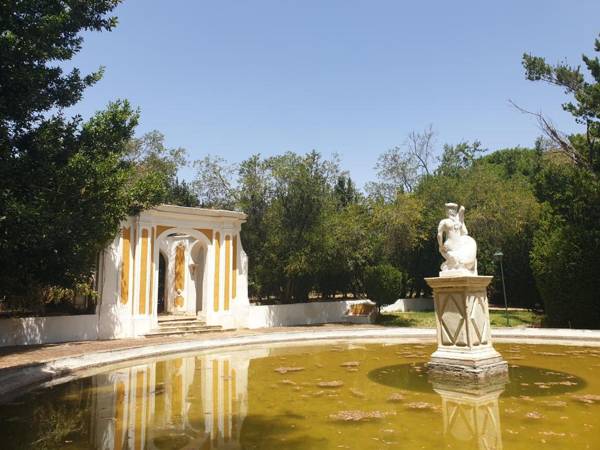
431;377;506;450
437;203;477;276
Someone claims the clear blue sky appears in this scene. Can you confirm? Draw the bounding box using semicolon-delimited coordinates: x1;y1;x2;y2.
67;0;600;187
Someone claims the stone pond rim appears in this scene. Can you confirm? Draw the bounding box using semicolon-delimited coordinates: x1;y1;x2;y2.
1;326;600;403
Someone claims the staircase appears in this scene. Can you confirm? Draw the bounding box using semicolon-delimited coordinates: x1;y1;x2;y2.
144;315;223;337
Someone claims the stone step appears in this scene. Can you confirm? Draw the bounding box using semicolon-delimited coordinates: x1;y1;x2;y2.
157;322;207;329
144;325;223;338
157;319;202;326
156;325;216;333
157;315;200;323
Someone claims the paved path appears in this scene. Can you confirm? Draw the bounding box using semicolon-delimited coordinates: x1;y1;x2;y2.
0;324;382;371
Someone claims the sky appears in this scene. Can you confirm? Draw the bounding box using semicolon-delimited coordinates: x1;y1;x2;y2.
66;0;600;187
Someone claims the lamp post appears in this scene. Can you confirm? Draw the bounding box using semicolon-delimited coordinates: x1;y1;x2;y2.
493;251;509;326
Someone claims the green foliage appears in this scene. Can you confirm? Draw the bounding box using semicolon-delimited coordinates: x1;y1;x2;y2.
196;145;543;308
523;33;600;327
261;151;339;302
477;146;542;180
194;151;370;302
437;141;485;177
366;126;436;199
124;130;190;211
1;101;140;299
316;203;372;298
0;2;178;307
193;155;237;209
0;1;121;133
399;153;542;306
165;178;200;207
523;34;600;171
530;163;600;328
363;264;404;308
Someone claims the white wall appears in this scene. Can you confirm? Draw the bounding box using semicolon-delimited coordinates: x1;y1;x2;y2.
246;300;376;329
0;315;98;346
381;297;434;313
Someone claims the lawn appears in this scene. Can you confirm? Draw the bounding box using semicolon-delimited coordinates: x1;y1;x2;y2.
376;309;543;328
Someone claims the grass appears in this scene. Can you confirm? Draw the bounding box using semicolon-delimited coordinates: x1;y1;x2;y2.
376;309;544;328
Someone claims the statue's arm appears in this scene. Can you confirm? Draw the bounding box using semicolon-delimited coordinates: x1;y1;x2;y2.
437;221;445;251
459;206;469;235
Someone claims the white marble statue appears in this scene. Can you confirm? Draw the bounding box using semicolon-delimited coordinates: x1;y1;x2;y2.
437;203;477;276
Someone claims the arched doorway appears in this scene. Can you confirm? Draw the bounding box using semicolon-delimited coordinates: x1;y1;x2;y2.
153;228;212;318
157;251;167;314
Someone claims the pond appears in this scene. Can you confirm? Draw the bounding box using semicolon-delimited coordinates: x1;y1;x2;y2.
0;342;599;449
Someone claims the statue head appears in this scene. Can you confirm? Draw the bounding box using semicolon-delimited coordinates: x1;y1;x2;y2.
445;202;458;218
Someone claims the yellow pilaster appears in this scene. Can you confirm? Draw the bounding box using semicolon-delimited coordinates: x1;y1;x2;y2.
120;228;131;305
232;236;237;299
149;227;155;315
224;235;231;311
139;229;149;315
213;233;221;312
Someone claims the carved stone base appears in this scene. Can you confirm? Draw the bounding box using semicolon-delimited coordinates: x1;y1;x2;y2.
424;275;508;381
428;358;508;382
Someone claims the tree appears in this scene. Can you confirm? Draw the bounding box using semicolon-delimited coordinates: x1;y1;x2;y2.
410;159;541;306
262;151;340;302
125;130;193;209
236;155;272;298
437;141;485;177
0;1;120;139
367;193;424;296
367;126;437;199
522;35;600;172
316;202;372;298
192;155;238;209
523;33;600;327
364;264;404;310
165;179;200;207
0;2;167;306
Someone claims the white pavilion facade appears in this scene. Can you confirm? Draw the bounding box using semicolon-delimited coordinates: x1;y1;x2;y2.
97;205;250;339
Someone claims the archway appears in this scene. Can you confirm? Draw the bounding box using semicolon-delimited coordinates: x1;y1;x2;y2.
158;251;167;314
153;227;213;318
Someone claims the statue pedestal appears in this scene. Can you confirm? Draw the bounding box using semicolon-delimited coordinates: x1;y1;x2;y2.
424;276;508;381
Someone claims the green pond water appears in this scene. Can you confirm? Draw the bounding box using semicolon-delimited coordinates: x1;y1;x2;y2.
0;342;599;449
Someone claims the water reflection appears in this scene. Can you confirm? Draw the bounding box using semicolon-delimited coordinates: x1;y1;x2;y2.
431;379;506;450
91;348;267;450
1;343;597;450
368;363;584;397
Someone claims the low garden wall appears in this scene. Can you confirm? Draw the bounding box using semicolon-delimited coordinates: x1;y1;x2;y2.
0;314;98;347
381;297;434;313
0;300;378;346
246;299;376;328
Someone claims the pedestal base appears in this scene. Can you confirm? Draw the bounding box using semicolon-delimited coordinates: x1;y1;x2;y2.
424;275;508;382
428;358;508;382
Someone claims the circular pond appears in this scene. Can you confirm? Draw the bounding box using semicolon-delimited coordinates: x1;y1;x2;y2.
0;341;599;449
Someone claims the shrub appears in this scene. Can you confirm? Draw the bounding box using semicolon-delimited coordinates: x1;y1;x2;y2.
364;264;404;309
